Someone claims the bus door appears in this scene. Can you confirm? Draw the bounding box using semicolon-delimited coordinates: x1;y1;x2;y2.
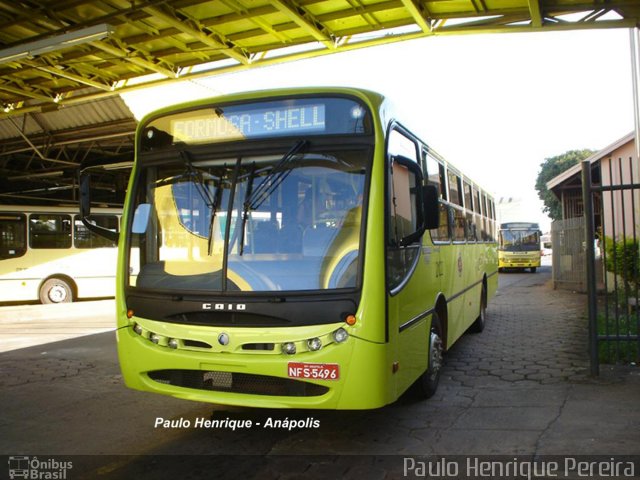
386;155;439;398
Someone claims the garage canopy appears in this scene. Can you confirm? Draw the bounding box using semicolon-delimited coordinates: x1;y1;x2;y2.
0;1;638;205
1;1;639;117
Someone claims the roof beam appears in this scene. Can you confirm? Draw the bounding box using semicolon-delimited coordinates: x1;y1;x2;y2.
399;0;432;33
5;116;80;166
142;4;250;64
219;0;291;44
528;0;543;27
470;0;488;14
26;61;113;91
93;40;178;78
0;83;52;102
270;0;336;49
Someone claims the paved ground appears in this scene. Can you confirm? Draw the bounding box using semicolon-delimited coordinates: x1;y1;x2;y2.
0;299;115;353
0;266;639;479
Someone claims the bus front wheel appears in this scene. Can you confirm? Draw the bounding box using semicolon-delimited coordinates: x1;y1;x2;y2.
40;278;73;304
413;312;444;399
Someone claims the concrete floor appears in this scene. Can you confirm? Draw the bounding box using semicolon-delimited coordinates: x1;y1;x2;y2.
1;267;638;479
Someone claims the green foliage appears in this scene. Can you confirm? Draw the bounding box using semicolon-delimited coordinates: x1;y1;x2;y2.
598;311;639;364
599;236;640;364
534;149;594;221
603;236;640;291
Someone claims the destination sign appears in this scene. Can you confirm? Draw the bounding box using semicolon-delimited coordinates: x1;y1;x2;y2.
171;104;326;144
141;96;371;151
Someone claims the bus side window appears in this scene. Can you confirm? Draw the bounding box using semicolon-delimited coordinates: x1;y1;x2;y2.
482;194;489;241
448;171;462;206
74;215;119;248
464;182;473;211
466;213;477;242
387;129;421;247
439;164;447;202
389;160;419;242
0;213;27;259
452;208;466;242
424;151;440;191
29;214;72;249
430;203;450;242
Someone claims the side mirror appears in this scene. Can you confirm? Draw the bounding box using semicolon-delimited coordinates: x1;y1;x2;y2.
132;204;151;234
79;172;92;220
423;184;440;230
78;171;119;242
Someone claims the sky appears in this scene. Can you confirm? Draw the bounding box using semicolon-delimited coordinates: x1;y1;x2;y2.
121;28;635;232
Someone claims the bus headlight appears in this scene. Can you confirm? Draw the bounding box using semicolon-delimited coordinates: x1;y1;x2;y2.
133;323;143;335
149;333;160;345
307;337;322;351
333;328;349;343
168;338;179;349
282;342;297;355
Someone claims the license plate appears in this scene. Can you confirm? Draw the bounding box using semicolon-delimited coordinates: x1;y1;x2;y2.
288;362;339;381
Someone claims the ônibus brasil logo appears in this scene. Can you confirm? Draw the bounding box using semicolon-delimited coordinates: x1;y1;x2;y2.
8;456;73;479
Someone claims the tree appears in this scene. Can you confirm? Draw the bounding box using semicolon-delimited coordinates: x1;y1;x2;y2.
535;149;594;221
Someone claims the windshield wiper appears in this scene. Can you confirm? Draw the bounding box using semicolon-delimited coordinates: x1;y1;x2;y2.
181;151;217;210
238;163;256;256
153;151;218;210
207;181;224;256
246;140;308;211
235;141;308;256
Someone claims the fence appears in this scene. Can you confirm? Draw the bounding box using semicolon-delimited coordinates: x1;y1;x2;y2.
582;158;640;373
551;216;587;292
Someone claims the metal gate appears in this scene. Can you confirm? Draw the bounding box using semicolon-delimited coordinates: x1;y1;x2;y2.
582;158;640;374
551;216;587;292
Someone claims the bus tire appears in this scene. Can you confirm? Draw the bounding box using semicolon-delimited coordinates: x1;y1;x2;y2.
531;267;537;273
470;283;487;333
413;312;444;399
40;278;73;304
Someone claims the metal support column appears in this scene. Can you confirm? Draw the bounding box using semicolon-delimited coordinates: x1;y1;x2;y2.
631;28;640;160
582;160;599;376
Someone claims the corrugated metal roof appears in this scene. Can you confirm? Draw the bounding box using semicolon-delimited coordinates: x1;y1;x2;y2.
0;94;134;142
0;92;135;206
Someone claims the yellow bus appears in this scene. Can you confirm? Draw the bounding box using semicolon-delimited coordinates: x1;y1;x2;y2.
498;222;542;273
0;205;120;303
82;87;498;409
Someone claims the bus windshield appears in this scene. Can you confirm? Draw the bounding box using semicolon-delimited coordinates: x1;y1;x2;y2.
128;145;369;293
499;229;540;252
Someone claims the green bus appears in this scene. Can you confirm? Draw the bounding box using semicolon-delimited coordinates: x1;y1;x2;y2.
82;87;498;409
